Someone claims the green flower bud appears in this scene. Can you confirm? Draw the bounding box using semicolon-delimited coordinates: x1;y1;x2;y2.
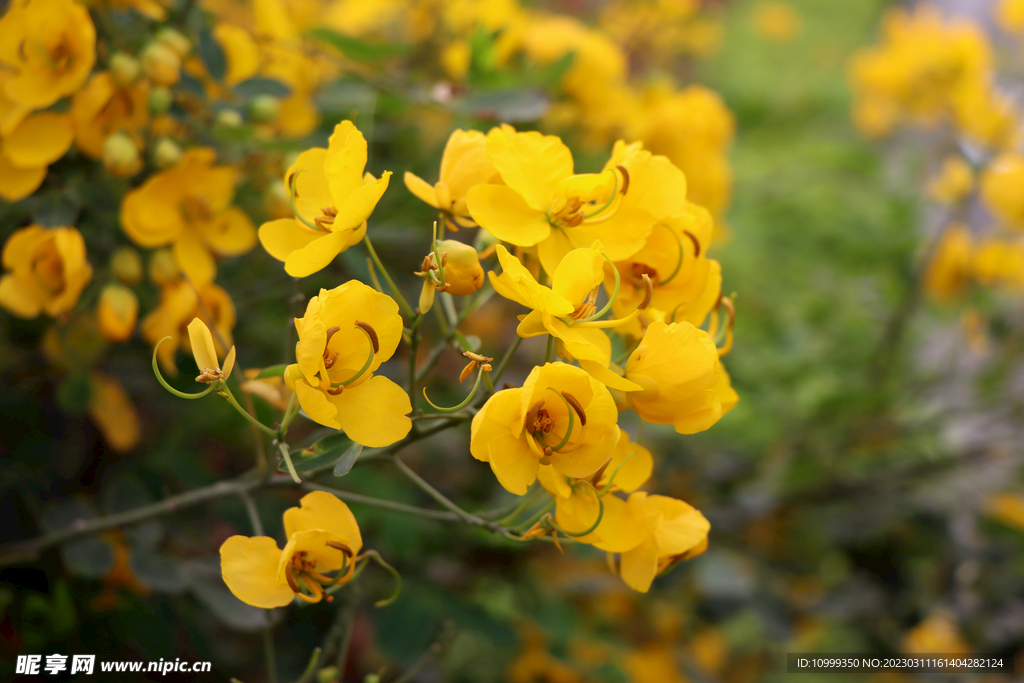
102;132;141;176
149;86;173;114
109;52;141;87
248;94;280;124
110;247;143;285
152;137;182;169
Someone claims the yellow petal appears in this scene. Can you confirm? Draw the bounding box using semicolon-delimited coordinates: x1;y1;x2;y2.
294;294;327;385
558;491;645;553
286;147;333;218
485;126;572;211
0;273;43;317
619;534;659;593
403;171;440;209
545;315;608;363
203;206;257;256
326;120;368;203
602;432;653;493
537;463;572;498
466;184;551;247
283;491;363;556
87;371;141;453
331;171;390;231
470;387;523;464
327;375;412;447
551;247;605;306
578;359;642;393
488;436;540;495
279;528;347;576
648;495;710;557
294;379;341;429
489;245;573;315
187;317;219;372
0;154;46;202
173;230;216;286
259;218;321;262
220;535;294;608
3;112;74;167
536;228;577;276
284;229;358;278
223;346;236;379
439;128;495;199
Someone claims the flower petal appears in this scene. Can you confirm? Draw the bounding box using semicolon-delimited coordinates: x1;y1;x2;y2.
173;230;216;286
259;218;322;262
220;535;294;608
331;171;390;231
551;247;605;306
328;375;412;447
283;491;363;556
326;120;367;203
294;379;341;429
187;317;219;372
485;126;572;211
403;171;439;209
4;112;74;167
283;229;357;278
0;153;46;202
619;534;659;593
204;206;257;256
466;184;551;247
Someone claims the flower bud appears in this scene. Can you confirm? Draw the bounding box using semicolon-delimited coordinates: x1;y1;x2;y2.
110;246;143;285
154;27;191;58
97;284;139;343
149;85;173;114
248;95;280;124
149;248;179;285
435;239;484;295
102;132;142;176
141;41;181;86
152;137;182;169
109;52;141;87
215;109;244;129
418;279;435;314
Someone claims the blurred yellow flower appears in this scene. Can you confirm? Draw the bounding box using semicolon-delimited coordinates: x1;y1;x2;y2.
618;492;709;592
121;147;256;285
623;644;687;683
0;112;75;201
284;281;412;447
0;225;92;318
752;1;802;43
97;284;139;343
971;238;1024;291
142;279;235;373
980;152;1024;229
624;321;727;434
221;491;362;608
71;72;149;161
923;223;973;301
470;362;620;494
984;492;1024;530
902;610;970;655
404;129;498;231
259;121;391;277
996;0;1024;33
926;156;973;205
0;0;96;113
87;371;142;453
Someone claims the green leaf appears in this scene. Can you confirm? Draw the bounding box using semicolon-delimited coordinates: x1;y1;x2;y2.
255;364;287;379
333;443;363;477
307;28;409;62
232;77;291;100
281;433;362;474
198;28;226;82
459;88;550;123
56;372;91;415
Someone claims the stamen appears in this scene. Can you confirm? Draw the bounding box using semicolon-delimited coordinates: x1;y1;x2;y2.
326;540;353;556
658;226;687;286
354;320;379;353
327;386;343;395
285;562;302;593
525;401;545;431
638;274;654;311
684;230;701;258
561;392;587;426
615;164;630;194
287;169;321;232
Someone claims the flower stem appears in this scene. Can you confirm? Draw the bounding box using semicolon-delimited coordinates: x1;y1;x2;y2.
544;334;554;363
277;442;302;484
221;385;280;437
262;620;278;683
364;234;414;319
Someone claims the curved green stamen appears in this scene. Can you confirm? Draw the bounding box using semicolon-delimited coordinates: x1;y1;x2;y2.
598;450;636;495
422;367;483;412
330;324;376;388
583;168;620;220
547;483;604;537
658;227;686;286
152;337;217;400
535;388;575;453
288;169;321;232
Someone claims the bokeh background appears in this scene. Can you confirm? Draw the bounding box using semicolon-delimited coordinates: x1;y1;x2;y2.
3;0;1024;681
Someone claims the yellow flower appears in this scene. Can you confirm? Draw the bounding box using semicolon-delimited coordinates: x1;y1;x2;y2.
996;0;1024;33
470;362;620;495
923;223;973;301
187;317;236;383
404;129;498;231
903;610;970;655
141;279;235;373
284;281;412;447
980;152;1024;229
97;284;139;343
0;0;96;113
121;148;257;285
71;72;149;161
87;371;142;453
466;125;645;274
240;369;293;411
259;121;391;277
0;112;75;201
0;225;92;318
617;492;709;593
606;199;721;337
489;244;639;391
953;82;1019;150
623;321;725;434
972;238;1024;291
213;23;261;87
926;156;974;205
221;491;363;608
752;1;801;43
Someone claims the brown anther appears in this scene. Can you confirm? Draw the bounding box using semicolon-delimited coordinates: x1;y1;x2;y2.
327;386;344;395
326;540;354;556
481;363;492;372
629;262;658;287
437;282;451;292
615;164;630;194
325;595;334;603
638;274;654;311
589;457;611;485
195;368;221;383
459;361;477;384
284;562;302;593
286;170;301;196
525;400;545;432
324;325;341;348
313;206;337;232
683;230;702;258
323;352;339;369
353;320;379;353
543;447;553;457
463;351;492;363
441;252;448;267
561;391;587;426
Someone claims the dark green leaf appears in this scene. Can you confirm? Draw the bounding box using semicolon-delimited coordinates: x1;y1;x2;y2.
333;443;363;477
176;73;205;99
56;372;91;415
232;77;291;100
198;28;226;82
307;28;409;63
280;433;361;473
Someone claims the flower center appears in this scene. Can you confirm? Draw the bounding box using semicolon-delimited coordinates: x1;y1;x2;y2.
629;262;658;287
182;196;213;223
320;321;379;394
31;243;65;294
314;206;337;232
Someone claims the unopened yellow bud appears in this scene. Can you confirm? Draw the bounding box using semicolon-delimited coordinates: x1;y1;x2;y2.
149;86;173;114
97;284;139;343
152;137;182;169
249;95;280;123
418;279;435;314
154;27;191;58
102;132;141;176
109;52;141;87
215;109;244;129
141;41;181;86
435;240;484;295
110;247;143;285
149;248;179;285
